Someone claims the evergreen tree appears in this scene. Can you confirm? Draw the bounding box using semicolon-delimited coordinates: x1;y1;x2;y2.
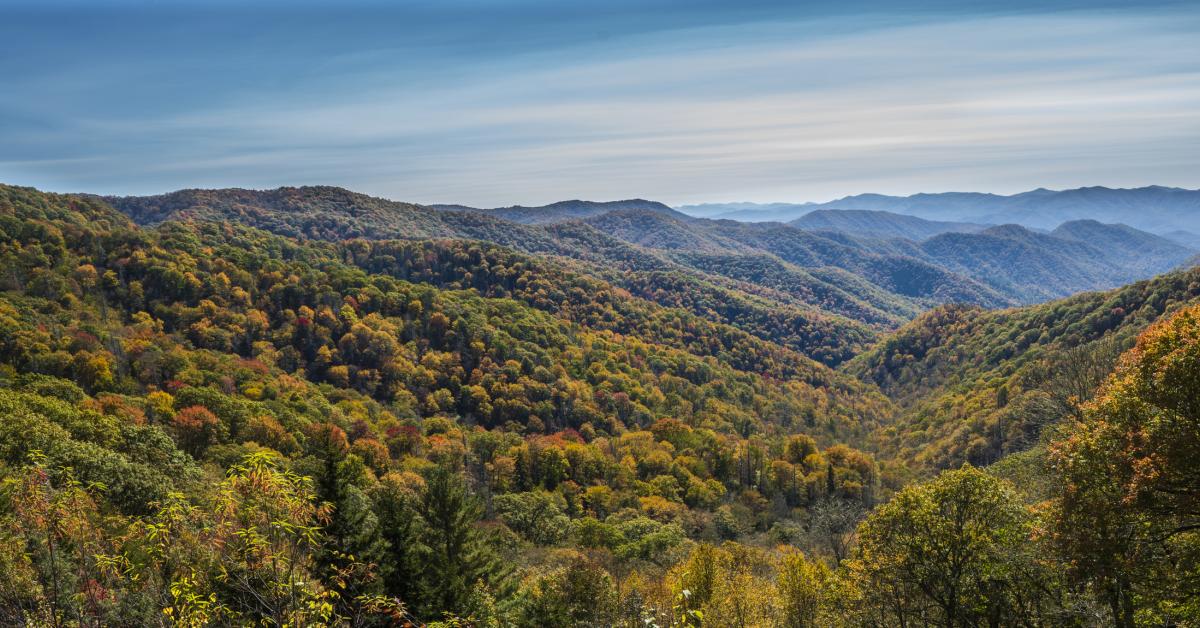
417;463;514;619
308;423;389;616
370;473;425;609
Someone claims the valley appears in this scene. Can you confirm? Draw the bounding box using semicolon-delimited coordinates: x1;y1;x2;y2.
2;181;1199;624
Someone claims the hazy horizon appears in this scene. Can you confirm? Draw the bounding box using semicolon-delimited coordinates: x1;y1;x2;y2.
7;180;1196;213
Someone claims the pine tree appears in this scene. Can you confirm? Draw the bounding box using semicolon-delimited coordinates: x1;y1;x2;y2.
371;474;425;609
417;463;515;619
308;424;388;616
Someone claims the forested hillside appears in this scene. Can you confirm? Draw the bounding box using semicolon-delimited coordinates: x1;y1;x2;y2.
110;186;1195;351
0;184;893;625
789;209;985;240
3;182;1199;625
431;199;685;225
849;267;1200;469
919;222;1193;302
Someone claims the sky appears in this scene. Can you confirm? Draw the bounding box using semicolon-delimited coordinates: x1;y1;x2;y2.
1;0;1198;207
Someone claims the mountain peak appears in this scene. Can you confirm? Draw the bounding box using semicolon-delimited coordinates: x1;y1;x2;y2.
790;208;987;240
431;198;681;225
979;223;1036;239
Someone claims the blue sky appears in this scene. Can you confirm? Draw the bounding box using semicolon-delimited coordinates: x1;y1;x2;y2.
1;0;1197;206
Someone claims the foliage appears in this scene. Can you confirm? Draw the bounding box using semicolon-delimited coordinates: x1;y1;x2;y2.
847;466;1068;626
852;267;1200;470
1048;303;1200;626
3;181;1200;625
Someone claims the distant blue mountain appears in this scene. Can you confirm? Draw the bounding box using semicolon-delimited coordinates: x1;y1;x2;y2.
677;186;1200;233
1162;229;1200;249
789;209;987;240
432;199;685;224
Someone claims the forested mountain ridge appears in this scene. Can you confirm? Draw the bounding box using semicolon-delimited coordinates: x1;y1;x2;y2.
431;198;686;224
4;181;1200;625
583;206;1193;307
2;182;905;622
578;209;1015;308
109;187;881;365
86;183;1200;443
918;222;1194;303
1162;228;1200;249
848;266;1200;469
1051;218;1194;264
8;184;888;431
789;209;986;240
107;186;1194;339
106;185;564;249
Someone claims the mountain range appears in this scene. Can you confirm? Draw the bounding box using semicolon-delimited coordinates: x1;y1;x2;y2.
25;180;1200;469
678;185;1200;234
5;180;1200;624
107;186;1196;342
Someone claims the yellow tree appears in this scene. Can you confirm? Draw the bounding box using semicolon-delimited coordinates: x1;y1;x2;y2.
776;548;830;628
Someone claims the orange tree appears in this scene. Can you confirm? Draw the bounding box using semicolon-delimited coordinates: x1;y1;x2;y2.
1049;304;1200;626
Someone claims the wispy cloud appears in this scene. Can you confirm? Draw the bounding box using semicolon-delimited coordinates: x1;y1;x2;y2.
1;4;1197;204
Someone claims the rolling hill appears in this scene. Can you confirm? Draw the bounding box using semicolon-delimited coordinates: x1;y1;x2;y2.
917;222;1194;302
107;187;881;364
1162;229;1200;249
789;209;986;240
105;186;1196;346
580;206;1192;308
847;265;1200;469
431;198;686;224
676;201;818;222
578;210;1012;305
83;182;1200;475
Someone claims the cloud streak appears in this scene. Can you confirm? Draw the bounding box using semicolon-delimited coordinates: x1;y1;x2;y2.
0;3;1197;205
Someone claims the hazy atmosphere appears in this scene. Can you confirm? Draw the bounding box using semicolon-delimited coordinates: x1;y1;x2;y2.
3;0;1198;205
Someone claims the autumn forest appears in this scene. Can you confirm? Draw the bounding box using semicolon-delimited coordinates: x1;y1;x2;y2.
0;181;1195;627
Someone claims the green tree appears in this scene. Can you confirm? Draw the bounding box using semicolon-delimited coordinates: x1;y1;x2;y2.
211;452;334;625
493;490;569;545
371;472;426;609
520;557;616;627
1;454;122;626
307;423;389;618
848;466;1063;626
418;464;513;619
776;549;830;628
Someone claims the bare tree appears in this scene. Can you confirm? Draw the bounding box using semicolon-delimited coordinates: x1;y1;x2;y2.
1035;336;1126;419
806;497;865;564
